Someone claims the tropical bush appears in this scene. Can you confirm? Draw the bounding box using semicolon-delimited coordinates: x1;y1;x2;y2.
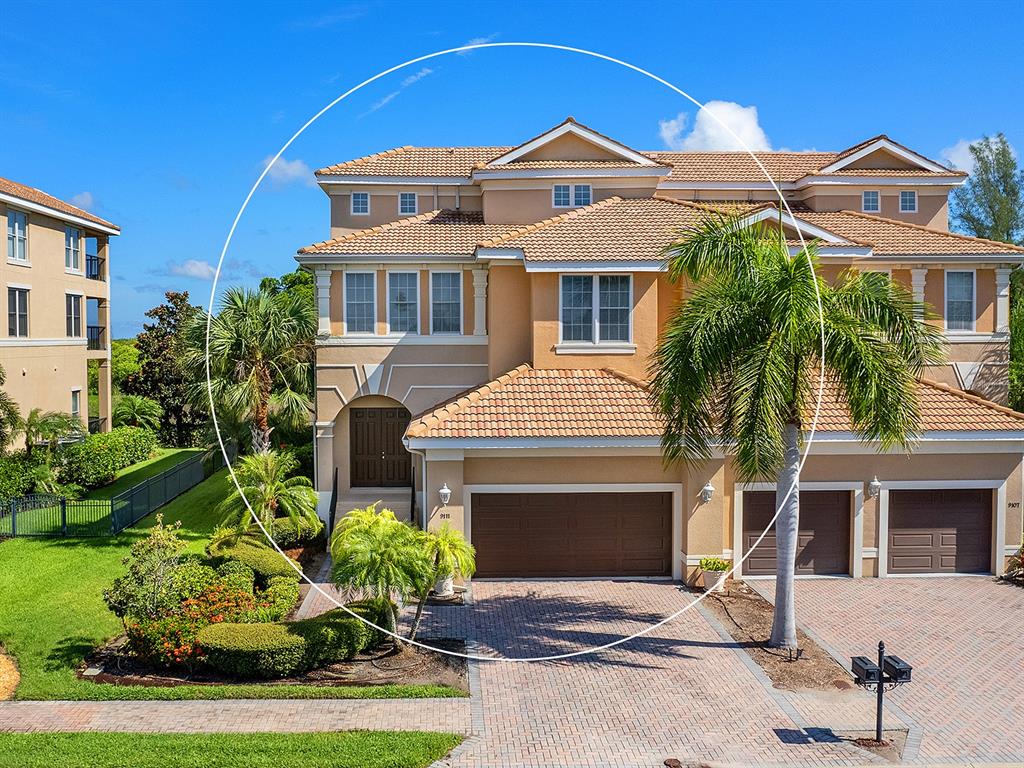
0;452;40;500
216;560;256;594
112;394;164;431
171;558;220;601
208;538;301;585
699;557;730;572
59;426;158;488
215;450;319;536
244;575;300;622
408;524;475;641
296;608;372;665
16;408;82;460
268;516;324;549
103;516;185;624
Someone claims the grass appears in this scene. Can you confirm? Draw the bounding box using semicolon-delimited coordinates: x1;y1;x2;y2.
85;447;204;500
0;468;461;701
0;732;462;768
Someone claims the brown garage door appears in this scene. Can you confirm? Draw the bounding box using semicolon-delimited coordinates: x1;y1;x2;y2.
471;492;672;578
743;490;851;576
888;489;991;574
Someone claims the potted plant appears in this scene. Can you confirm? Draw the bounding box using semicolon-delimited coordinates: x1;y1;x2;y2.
426;523;476;598
699;557;730;593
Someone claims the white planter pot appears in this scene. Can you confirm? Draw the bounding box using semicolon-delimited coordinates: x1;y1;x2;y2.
701;570;726;593
434;574;455;597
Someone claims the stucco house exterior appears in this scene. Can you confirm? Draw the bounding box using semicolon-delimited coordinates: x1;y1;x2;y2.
1;177;118;434
297;118;1024;583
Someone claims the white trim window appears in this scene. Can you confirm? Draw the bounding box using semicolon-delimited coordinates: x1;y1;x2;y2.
65;226;82;271
861;190;880;213
7;287;28;337
343;272;375;334
899;190;917;213
7;209;28;262
399;192;418;216
560;274;631;343
945;270;975;331
65;293;82;337
350;192;370;215
552;184;592;208
430;271;462;334
387;271;419;334
70;389;81;421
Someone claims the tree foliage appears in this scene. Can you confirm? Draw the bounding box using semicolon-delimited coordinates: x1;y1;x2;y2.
0;363;20;455
260;268;315;309
215;450;319;536
103;514;186;625
112;394;164;430
951;134;1024;245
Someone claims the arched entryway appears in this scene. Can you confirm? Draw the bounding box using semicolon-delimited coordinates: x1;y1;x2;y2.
344;397;412;488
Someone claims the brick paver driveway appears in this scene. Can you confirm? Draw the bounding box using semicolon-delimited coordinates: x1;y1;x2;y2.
412;580;876;768
752;576;1024;765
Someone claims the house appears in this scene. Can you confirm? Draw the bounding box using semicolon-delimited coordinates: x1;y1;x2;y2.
296;118;1024;583
1;177;119;434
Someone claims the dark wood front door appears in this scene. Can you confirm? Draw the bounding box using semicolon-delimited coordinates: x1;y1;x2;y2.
471;492;672;578
888;489;991;574
742;490;851;576
349;407;412;488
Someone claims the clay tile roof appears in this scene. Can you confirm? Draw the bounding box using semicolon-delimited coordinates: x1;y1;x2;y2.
645;151;839;183
297;210;516;255
0;176;119;231
316;146;509;177
478;196;763;262
406;367;1024;441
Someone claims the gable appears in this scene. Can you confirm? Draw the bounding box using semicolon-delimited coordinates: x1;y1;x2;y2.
486;118;661;168
842;147;922;171
818;137;951;175
516;131;625;162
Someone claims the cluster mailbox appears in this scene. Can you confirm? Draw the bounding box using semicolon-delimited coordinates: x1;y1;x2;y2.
851;641;914;744
883;655;912;683
852;656;882;684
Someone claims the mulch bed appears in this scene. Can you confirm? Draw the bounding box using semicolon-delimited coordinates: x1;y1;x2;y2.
80;637;467;692
702;581;852;691
0;647;19;700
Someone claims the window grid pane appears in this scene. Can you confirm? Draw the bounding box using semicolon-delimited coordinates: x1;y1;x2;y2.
946;272;973;330
8;288;28;337
431;272;461;334
65;227;81;269
560;275;594;341
388;273;418;333
862;191;879;212
574;185;592;206
345;273;375;333
399;192;417;215
553;185;571;207
71;391;80;419
900;191;916;212
8;211;27;261
351;193;369;214
598;275;630;341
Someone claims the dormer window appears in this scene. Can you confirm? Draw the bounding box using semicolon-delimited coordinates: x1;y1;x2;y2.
862;190;880;213
553;184;592;209
351;192;370;215
899;190;917;213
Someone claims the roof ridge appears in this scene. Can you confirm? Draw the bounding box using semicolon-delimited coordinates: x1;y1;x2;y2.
405;364;533;437
918;377;1024;422
297;209;447;253
316;145;415;174
476;196;625;247
834;209;1024;252
603;367;650;390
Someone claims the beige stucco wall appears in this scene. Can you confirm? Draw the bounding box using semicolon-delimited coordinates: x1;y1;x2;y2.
481;183;660;225
800;188;949;230
328;187;481;236
487;265;532;377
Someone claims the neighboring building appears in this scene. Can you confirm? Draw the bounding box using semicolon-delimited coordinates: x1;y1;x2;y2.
1;177;119;434
298;118;1024;582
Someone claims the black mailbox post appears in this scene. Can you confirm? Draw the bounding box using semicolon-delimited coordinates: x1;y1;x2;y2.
851;641;913;743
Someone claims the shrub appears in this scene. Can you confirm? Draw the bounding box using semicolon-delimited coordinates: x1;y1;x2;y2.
295;609;372;666
345;598;393;648
288;443;314;480
217;560;255;594
244;575;300;622
699;557;731;572
197;622;308;678
268;516;324;549
0;452;40;501
59;426;158;488
172;559;219;601
103;516;185;623
209;539;301;585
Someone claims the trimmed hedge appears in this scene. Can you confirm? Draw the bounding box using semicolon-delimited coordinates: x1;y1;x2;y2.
59;427;158;489
268;516;324;549
0;453;39;501
298;608;373;665
216;560;255;594
209;541;301;585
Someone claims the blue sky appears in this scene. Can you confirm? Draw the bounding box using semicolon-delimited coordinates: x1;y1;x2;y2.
4;0;1023;336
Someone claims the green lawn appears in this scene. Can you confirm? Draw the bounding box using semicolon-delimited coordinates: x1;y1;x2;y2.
85;447;204;500
0;469;460;701
0;732;462;768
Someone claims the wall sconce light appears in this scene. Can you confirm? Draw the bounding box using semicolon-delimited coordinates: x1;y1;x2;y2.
699;481;715;504
438;482;452;506
868;476;882;499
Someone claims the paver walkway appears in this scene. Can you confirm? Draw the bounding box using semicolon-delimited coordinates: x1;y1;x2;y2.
751;576;1024;765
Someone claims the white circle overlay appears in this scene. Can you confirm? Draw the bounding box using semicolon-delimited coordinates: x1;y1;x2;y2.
205;41;826;663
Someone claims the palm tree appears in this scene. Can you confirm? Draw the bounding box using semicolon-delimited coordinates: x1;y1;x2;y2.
330;504;433;645
112;395;164;431
650;214;945;649
407;523;475;641
184;287;316;454
215;450;319;535
0;363;20;455
18;408;82;460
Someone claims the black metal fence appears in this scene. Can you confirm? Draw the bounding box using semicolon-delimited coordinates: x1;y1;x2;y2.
0;445;236;538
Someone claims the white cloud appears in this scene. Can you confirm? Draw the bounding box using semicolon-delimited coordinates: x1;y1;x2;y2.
459;34;497;55
262;155;314;186
70;191;95;210
401;67;433;87
360;66;436;117
169;259;216;280
940;137;988;174
658;101;772;152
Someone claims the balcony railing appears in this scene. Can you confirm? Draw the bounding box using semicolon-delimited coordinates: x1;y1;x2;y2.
88;417;106;434
87;325;105;350
86;254;105;281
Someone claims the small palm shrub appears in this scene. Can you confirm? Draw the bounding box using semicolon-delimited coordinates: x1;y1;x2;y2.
113;395;164;431
215;450;319;536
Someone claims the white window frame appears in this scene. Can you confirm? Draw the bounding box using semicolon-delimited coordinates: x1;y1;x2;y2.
70;388;81;421
386;270;420;335
65;292;83;338
861;190;880;213
573;183;592;207
552;184;592;209
557;273;633;346
428;270;463;335
398;191;418;216
899;190;918;213
7;208;29;264
350;192;370;216
945;269;976;333
65;226;82;273
342;271;376;335
7;285;29;337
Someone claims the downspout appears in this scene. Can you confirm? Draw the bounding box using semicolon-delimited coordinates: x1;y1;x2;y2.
405;440;428;531
432;185;438;210
455;185;461;210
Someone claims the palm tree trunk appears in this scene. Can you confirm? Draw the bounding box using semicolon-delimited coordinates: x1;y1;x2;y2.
408;588;429;641
768;421;800;649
